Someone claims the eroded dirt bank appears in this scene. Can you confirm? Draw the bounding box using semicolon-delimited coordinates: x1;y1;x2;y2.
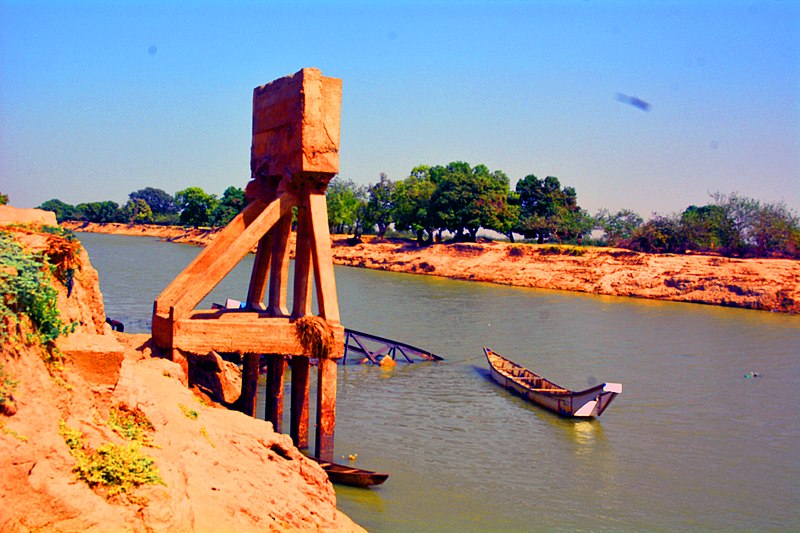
63;222;800;314
1;219;364;532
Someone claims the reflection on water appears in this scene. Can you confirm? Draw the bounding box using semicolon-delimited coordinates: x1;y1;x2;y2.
78;233;800;532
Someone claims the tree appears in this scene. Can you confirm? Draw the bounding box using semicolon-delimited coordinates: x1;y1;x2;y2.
391;166;436;244
75;201;120;223
596;208;643;246
211;186;246;227
428;162;511;242
495;190;521;242
515;174;581;243
680;204;730;251
38;199;77;222
325;178;366;235
174;187;218;227
0;192;8;205
362;173;395;237
749;201;800;257
624;214;687;253
550;206;595;244
119;199;154;224
129;187;177;216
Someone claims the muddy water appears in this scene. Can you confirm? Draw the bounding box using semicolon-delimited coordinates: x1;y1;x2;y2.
79;232;800;532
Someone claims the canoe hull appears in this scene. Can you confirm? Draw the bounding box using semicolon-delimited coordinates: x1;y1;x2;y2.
308;457;389;488
485;347;621;418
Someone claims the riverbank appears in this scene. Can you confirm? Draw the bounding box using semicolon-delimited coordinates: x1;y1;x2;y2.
62;221;800;314
1;216;363;532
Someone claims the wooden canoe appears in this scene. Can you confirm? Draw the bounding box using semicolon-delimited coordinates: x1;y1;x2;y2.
308;457;389;488
484;347;622;418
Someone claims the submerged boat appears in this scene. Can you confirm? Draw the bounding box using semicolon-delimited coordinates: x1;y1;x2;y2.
484;347;622;418
308;457;389;488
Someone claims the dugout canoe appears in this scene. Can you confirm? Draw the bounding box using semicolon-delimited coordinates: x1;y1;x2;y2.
484;347;622;417
308;457;389;488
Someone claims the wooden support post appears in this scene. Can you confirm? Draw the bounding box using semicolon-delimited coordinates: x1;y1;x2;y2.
267;213;292;316
241;353;260;417
315;355;337;461
290;356;310;449
265;354;285;432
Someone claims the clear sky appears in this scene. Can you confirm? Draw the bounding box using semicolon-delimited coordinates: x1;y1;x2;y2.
1;0;798;217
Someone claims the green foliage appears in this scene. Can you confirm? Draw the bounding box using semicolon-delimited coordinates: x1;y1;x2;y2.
37;199;77;222
0;364;18;411
326;177;367;235
211;186;246;227
624;214;687;254
178;403;198;419
596;208;643;246
129;187;177;215
108;405;155;446
391;166;436;243
362;173;395;237
0;231;74;348
59;420;164;497
0;192;8;206
427;162;512;242
119;199;153;224
175;187;218;227
515;175;587;243
75;201;120;223
539;245;587;257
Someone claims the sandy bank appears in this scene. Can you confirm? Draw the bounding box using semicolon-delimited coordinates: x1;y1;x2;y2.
1;221;363;532
62;221;800;314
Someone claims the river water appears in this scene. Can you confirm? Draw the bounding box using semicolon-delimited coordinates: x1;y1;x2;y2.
77;232;799;532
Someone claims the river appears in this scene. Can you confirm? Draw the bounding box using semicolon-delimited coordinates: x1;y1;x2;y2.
77;232;799;532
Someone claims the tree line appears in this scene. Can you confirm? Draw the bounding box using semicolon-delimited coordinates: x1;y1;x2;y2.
5;161;797;258
36;186;246;228
326;162;799;258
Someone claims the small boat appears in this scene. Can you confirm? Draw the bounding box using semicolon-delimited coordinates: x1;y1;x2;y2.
484;347;622;418
308;457;389;488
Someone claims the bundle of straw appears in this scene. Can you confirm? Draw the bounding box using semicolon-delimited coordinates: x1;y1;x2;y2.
294;315;334;359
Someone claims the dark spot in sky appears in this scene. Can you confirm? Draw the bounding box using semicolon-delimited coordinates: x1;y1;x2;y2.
615;93;651;112
709;140;719;150
148;45;158;56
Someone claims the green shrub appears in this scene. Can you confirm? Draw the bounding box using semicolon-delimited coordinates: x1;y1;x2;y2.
178;403;198;420
539;244;586;257
0;364;18;413
59;420;163;497
108;405;155;446
0;231;76;348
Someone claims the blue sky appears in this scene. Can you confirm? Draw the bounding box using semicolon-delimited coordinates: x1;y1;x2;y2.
1;0;798;217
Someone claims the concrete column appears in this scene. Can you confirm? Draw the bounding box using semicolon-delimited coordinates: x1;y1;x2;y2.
265;354;285;432
241;353;260;417
315;355;337;461
290;356;310;449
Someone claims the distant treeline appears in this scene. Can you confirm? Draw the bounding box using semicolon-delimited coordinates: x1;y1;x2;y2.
12;161;799;258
